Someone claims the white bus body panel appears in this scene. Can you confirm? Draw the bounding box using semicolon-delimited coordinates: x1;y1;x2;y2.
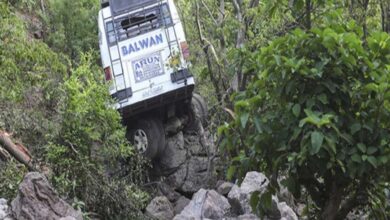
98;0;194;112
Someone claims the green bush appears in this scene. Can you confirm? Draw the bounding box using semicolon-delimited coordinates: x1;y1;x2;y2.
0;1;67;155
46;53;148;219
45;0;100;61
221;24;390;219
0;160;27;200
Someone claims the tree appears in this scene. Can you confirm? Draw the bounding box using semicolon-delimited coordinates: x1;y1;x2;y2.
45;0;100;61
220;23;390;219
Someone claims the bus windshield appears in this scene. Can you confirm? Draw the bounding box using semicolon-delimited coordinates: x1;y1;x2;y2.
110;0;158;15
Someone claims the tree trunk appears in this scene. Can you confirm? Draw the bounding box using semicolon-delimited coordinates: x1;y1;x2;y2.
321;182;343;220
0;131;34;171
231;0;245;92
381;0;390;33
305;0;312;30
195;0;222;102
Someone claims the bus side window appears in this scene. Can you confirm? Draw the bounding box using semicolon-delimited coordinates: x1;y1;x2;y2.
106;21;116;44
161;4;172;26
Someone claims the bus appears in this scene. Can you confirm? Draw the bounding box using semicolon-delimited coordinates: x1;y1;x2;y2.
98;0;205;158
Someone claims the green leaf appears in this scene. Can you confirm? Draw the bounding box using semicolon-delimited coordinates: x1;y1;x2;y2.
260;191;273;210
240;112;249;128
253;117;262;133
357;143;366;153
227;166;236;180
367;156;377;168
249;191;260;211
310;131;324;155
318;94;328;104
366;147;378;155
379;156;388;164
325;136;336;154
352;154;362;163
350;123;361;135
292;104;301;117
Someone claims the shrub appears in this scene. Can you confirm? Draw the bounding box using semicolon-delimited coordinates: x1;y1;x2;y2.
0;1;67;155
0;160;27;200
221;24;390;219
46;53;149;219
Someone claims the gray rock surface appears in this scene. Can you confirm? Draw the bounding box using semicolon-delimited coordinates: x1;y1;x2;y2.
217;182;234;196
159;131;187;174
278;202;298;220
0;198;14;220
157;182;182;203
145;196;174;220
161;131;217;194
174;196;191;215
224;214;260;220
240;172;269;194
174;189;231;220
228;172;269;214
11;172;82;220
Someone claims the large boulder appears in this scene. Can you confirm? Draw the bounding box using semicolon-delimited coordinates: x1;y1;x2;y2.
173;196;191;215
216;181;234;196
174;189;231;220
11;172;82;220
278;202;298;220
225;214;260;220
145;196;174;220
157;182;182;203
228;172;269;214
179;157;212;193
159;132;187;174
0;198;14;220
240;172;269;195
163;137;216;194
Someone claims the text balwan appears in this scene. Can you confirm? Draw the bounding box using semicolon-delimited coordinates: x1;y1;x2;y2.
122;34;164;56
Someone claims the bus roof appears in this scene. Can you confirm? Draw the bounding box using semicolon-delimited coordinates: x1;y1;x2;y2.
110;0;159;15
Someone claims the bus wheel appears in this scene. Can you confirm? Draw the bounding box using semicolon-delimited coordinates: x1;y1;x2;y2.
185;93;208;132
192;93;208;126
127;117;165;159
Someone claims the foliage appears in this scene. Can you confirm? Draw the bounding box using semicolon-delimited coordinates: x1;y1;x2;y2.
7;0;37;11
44;0;100;61
0;160;27;200
46;53;148;218
220;23;390;219
1;3;149;218
0;1;67;155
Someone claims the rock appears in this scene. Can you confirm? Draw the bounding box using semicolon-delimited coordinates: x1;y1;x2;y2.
267;196;282;220
157;182;182;203
11;172;82;220
174;196;191;215
0;198;14;220
217;182;234;196
145;196;174;220
166;156;215;194
240;172;269;195
179;157;212;193
159;131;187;174
59;217;77;220
277;202;298;220
224;214;260;220
236;214;260;220
174;189;231;220
228;172;269;215
165;117;184;135
227;184;248;214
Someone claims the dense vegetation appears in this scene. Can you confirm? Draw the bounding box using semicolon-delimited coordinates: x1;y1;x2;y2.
0;1;148;218
0;0;389;219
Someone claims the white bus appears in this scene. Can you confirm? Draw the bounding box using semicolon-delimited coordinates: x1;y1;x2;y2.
98;0;205;158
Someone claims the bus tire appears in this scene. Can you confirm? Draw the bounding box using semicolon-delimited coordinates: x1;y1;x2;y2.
127;117;165;159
